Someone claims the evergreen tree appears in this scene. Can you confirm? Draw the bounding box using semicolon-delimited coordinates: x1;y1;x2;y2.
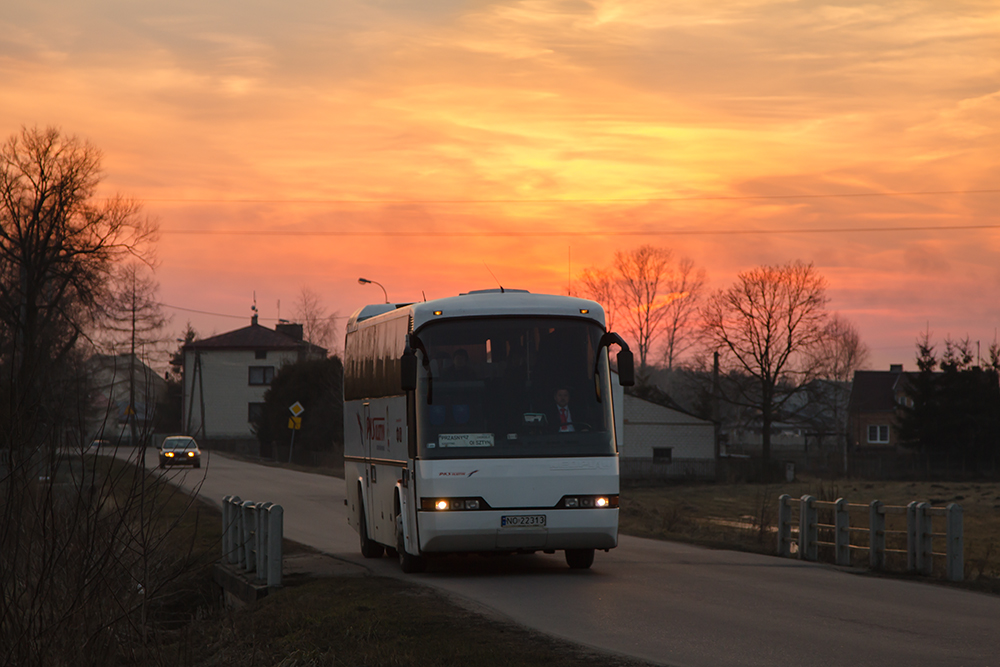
252;356;344;463
898;334;1000;470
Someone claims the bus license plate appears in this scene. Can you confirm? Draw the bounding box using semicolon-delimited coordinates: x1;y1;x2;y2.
501;515;546;527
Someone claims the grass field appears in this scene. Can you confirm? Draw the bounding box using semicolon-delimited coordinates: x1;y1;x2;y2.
618;477;1000;590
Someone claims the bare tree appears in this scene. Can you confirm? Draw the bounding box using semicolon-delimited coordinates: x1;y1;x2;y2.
99;262;169;445
576;267;620;333
294;286;339;354
0;128;211;667
579;246;706;377
0;126;156;439
700;261;830;465
812;313;870;382
614;245;671;376
659;257;706;371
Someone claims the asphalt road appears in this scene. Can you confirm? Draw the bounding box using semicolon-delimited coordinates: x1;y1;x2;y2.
141;449;1000;667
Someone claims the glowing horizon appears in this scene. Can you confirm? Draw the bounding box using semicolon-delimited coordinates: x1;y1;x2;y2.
3;0;998;368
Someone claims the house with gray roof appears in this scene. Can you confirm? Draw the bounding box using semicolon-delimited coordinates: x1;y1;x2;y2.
182;314;326;446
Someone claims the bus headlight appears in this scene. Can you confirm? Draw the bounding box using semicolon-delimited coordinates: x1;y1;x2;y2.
421;497;489;511
559;495;618;509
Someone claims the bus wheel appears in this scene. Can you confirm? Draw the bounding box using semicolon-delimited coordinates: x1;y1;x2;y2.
397;514;427;574
565;548;595;569
358;502;384;559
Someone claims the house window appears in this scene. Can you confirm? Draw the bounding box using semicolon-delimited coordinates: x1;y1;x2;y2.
652;447;673;464
248;402;265;424
249;366;275;385
255;350;268;360
867;425;889;444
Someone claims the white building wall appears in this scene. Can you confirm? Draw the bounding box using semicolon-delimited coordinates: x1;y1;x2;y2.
620;395;715;461
184;349;301;439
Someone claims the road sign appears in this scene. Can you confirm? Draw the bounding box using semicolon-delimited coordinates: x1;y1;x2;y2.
288;416;302;430
289;401;305;417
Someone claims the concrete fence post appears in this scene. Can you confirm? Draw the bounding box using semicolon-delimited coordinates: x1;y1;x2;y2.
241;500;255;571
777;494;792;557
259;502;273;580
916;502;933;576
229;497;243;564
268;504;283;587
222;495;232;561
799;495;818;561
945;503;963;582
236;499;246;567
834;498;850;566
906;501;919;572
255;501;269;578
869;500;885;570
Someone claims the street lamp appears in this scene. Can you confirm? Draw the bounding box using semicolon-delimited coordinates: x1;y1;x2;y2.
358;277;388;304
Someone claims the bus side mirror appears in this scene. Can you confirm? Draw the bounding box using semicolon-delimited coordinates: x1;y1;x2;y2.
401;348;417;391
617;349;635;386
599;331;635;387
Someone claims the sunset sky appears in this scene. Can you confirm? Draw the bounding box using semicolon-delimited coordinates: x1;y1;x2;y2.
3;0;998;369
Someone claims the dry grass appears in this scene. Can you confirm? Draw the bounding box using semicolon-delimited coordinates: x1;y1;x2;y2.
619;477;1000;589
161;575;652;667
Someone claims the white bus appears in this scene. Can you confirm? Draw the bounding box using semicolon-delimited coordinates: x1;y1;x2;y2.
343;289;634;572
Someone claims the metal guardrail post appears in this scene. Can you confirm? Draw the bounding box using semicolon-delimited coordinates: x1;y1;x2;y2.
777;494;792;557
945;503;963;582
869;500;885;570
834;498;850;566
799;495;817;561
906;501;919;572
268;504;283;587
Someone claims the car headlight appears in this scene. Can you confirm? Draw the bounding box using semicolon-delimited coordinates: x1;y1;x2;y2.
165;452;174;458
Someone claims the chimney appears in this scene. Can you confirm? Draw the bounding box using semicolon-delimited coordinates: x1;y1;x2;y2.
889;364;903;373
276;322;304;341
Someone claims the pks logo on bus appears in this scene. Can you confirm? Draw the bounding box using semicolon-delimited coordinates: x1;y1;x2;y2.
366;417;386;442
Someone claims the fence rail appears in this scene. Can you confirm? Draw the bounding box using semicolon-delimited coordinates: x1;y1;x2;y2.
776;494;963;582
222;495;283;587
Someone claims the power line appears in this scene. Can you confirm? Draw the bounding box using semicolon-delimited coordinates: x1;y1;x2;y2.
159;223;1000;237
158;303;266;320
159;302;345;322
126;188;1000;205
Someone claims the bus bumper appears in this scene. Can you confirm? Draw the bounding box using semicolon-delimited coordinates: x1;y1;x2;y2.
417;508;618;553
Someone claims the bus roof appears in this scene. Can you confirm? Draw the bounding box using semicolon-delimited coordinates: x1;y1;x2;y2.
347;290;606;332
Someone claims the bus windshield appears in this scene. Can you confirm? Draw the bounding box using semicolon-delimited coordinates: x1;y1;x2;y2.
415;317;615;459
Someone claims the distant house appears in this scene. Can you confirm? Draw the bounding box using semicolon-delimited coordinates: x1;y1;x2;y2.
847;365;913;450
618;394;717;480
182;315;326;446
88;353;168;444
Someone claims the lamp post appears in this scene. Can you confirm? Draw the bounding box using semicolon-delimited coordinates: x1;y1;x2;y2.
358;277;388;304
